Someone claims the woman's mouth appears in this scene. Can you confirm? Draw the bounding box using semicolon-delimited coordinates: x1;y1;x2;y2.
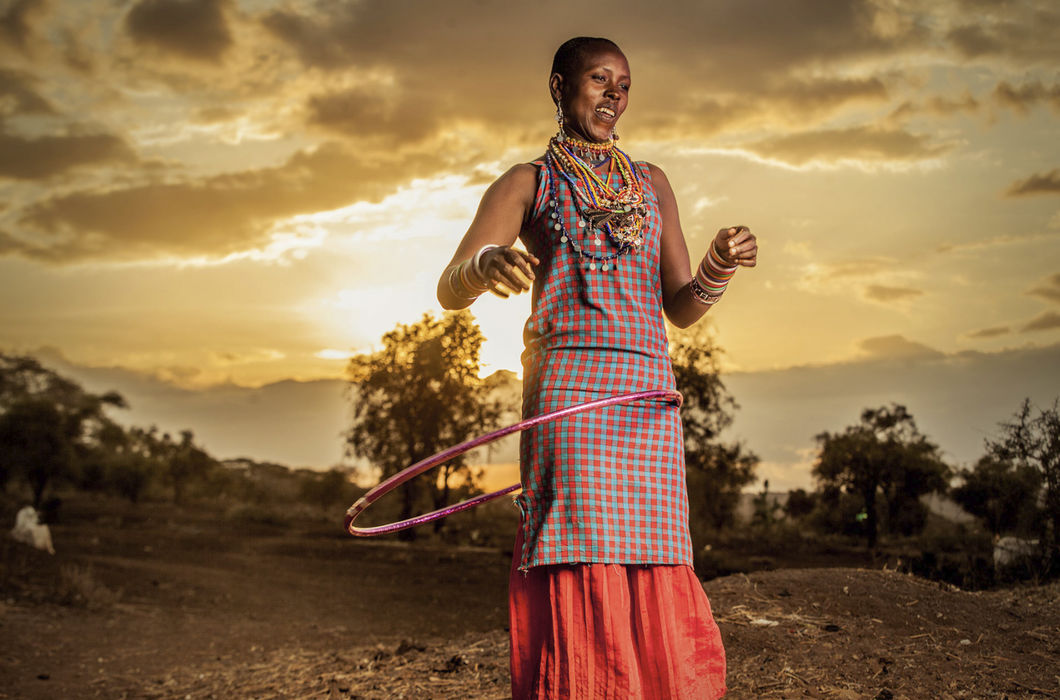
595;105;616;121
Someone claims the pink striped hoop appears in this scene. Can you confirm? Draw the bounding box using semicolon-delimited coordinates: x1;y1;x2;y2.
344;389;682;536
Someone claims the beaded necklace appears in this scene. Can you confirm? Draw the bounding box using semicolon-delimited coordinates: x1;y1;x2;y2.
545;135;647;271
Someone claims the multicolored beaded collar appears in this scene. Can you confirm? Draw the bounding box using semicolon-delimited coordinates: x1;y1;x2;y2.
545;135;647;271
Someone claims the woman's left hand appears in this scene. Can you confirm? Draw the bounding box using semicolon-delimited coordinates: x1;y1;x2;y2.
713;226;758;267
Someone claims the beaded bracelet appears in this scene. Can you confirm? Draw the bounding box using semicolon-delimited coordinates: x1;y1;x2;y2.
690;276;724;305
696;241;738;295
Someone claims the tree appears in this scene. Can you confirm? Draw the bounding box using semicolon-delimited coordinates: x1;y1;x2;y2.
299;468;359;512
813;404;950;549
784;488;817;521
0;353;127;504
345;311;502;539
670;330;758;534
164;430;217;504
985;398;1060;568
0;399;74;507
951;455;1041;537
751;479;782;529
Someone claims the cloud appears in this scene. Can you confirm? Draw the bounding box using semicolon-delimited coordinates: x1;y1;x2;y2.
1021;310;1060;333
1028;273;1060;304
935;231;1058;254
0;0;46;56
742;125;953;167
259;0;925;146
966;325;1011;339
994;80;1060;115
857;334;945;361
887;93;979;123
305;83;447;144
0;126;138;180
797;257;923;302
14;141;469;263
0;67;56;115
863;284;923;303
1005;170;1060;197
123;0;233;64
946;6;1060;65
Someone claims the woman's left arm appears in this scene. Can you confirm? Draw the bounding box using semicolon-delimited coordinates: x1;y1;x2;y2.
649;163;757;328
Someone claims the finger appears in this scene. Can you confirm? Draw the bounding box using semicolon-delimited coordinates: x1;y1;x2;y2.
730;241;757;257
493;261;531;293
727;229;752;245
510;252;537;281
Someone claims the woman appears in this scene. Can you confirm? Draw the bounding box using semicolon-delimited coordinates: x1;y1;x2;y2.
438;37;756;699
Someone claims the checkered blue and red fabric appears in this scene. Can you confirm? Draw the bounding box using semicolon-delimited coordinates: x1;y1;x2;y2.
514;157;693;570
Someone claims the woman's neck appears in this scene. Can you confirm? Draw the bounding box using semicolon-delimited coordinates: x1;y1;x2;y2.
558;130;614;164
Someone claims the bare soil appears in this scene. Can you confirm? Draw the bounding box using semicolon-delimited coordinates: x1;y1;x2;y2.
1;496;1057;699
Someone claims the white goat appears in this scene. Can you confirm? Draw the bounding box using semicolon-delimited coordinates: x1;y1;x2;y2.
10;505;55;555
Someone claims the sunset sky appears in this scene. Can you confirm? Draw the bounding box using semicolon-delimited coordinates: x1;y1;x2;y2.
2;0;1058;490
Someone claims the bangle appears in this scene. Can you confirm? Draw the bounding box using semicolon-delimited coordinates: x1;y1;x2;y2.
690;276;723;305
447;266;479;301
472;245;499;286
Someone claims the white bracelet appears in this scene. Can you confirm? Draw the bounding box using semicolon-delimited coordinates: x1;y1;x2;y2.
471;245;499;285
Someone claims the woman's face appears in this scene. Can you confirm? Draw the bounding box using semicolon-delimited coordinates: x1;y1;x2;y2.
552;47;631;144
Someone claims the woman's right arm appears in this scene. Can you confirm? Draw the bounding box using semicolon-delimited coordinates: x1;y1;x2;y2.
437;164;541;310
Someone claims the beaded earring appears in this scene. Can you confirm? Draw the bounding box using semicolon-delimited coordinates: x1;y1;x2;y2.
555;103;565;141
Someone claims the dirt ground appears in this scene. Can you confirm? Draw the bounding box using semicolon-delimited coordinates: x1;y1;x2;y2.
2;496;1058;699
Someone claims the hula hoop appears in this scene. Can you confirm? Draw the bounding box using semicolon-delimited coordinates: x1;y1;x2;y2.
344;389;682;537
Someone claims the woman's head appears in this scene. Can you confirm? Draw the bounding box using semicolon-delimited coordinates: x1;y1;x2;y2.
550;37;630;144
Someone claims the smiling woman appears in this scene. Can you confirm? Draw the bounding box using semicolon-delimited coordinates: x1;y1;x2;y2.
437;36;757;700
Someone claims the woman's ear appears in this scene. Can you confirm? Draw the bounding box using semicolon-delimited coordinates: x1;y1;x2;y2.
549;72;563;105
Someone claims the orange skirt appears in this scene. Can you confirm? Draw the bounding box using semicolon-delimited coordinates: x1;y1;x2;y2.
508;530;727;699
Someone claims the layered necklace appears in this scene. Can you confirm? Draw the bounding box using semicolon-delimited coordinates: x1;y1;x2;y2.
545;132;647;271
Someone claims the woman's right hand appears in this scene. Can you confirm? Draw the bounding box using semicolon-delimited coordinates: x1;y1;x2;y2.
479;246;540;298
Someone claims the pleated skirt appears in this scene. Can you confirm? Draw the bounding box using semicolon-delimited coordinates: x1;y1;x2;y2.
508;529;727;700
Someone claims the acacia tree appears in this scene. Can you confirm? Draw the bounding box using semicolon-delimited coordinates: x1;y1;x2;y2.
670;330;758;534
345;311;502;539
985;398;1060;569
813;404;949;549
163;429;216;504
0;353;127;504
951;455;1042;537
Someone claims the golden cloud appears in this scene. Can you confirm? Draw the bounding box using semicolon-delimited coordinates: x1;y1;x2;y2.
1005;170;1060;197
966;325;1011;339
858;335;944;361
1028;273;1060;304
0;126;138;179
0;67;55;115
743;125;952;167
1021;310;1060;333
13;141;467;263
261;0;918;137
0;0;46;57
123;0;234;64
946;4;1060;64
887;93;980;124
863;284;923;303
994;80;1060;115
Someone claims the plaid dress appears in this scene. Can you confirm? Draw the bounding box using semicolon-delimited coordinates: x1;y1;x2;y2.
514;155;694;571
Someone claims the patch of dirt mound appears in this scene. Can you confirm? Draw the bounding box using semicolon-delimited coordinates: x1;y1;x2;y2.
706;567;1060;699
115;568;1059;700
132;632;511;700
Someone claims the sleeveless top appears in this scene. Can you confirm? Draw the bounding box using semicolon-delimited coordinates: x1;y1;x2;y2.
512;152;693;570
